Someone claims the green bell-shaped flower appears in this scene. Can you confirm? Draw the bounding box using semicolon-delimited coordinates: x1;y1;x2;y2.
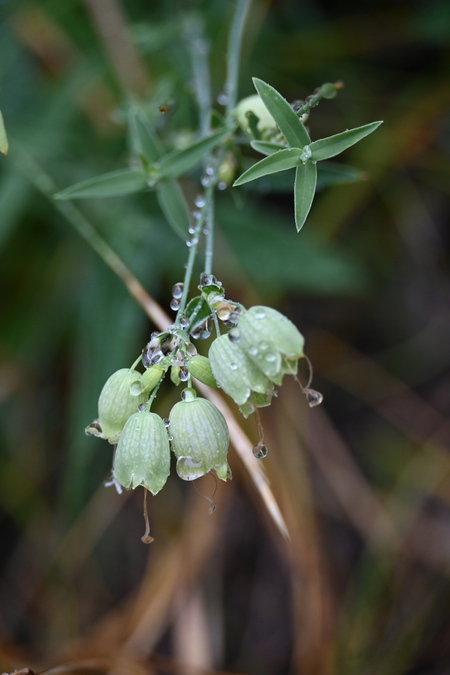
113;410;170;495
169;388;231;481
85;368;147;444
208;334;274;417
236;306;304;385
187;354;218;388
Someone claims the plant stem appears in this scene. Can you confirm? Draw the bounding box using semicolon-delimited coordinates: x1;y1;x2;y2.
225;0;252;116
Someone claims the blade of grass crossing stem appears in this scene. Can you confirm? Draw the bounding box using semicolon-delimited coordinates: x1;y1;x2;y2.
294;161;317;232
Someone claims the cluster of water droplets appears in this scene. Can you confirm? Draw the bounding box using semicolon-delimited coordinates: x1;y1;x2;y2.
190;317;211;340
142;332;167;368
170;282;184;311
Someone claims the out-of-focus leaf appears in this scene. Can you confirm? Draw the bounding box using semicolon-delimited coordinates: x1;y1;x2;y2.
157;180;191;239
253;78;311;147
217;200;369;295
155;128;229;181
309;121;383;161
233;148;303;186
128;107;164;162
250;140;286;155
317;161;368;187
294;161;317;231
55;168;147;200
0;110;8;154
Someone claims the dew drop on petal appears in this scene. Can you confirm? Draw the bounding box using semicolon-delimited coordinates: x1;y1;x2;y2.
306;388;323;407
230;362;238;371
181;387;197;402
228;329;241;343
255;310;266;319
176;456;205;481
265;351;277;362
253;442;268;459
163;418;170;428
249;346;259;357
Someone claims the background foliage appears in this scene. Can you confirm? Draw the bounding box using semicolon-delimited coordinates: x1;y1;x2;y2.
1;1;450;674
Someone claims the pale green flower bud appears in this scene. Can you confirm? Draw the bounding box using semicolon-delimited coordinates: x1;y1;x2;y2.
235;95;276;134
169;389;231;481
130;364;165;396
208;334;274;416
187;355;218;388
113;411;170;495
85;369;147;444
237;306;304;385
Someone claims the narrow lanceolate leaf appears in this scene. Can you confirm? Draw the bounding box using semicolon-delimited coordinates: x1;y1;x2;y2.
294;161;317;232
0;110;8;155
128;108;164;162
250;140;286;156
157;128;229;180
233;148;304;187
55;168;147;200
157;180;192;239
253;78;310;148
309;121;383;161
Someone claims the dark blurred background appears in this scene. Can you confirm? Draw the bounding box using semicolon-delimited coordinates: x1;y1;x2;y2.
1;0;450;674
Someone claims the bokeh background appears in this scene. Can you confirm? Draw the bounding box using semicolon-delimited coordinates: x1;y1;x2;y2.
1;0;450;674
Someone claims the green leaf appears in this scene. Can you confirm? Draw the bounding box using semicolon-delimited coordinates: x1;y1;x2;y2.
157;181;192;239
233;148;304;187
157;129;229;181
253;78;310;148
294;161;317;232
128;108;164;162
55;168;147;200
309;121;383;161
250;140;286;156
0;110;8;155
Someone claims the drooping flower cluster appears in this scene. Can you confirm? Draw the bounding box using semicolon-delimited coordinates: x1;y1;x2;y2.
85;274;318;501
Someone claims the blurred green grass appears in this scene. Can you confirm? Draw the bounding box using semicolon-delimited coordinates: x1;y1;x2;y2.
1;1;450;674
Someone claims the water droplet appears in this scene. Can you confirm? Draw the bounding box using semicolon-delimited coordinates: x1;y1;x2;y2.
181;387;197;402
138;403;146;412
163;418;170;427
130;381;144;396
179;367;189;382
230;362;238;370
265;351;277;362
186;236;198;248
203;227;209;235
259;341;269;350
201;175;211;187
218;181;227;191
228;329;241;343
253;442;268;459
208;502;216;514
192;210;201;221
306;388;323;407
249;346;259;357
172;282;184;299
180;315;189;328
195;194;206;208
168;435;173;441
186;342;197;356
200;272;217;286
300;145;312;163
170;298;180;311
205;165;214;176
217;306;231;321
190;319;211;340
176;456;205;481
217;92;228;106
224;309;241;327
255;310;266;319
